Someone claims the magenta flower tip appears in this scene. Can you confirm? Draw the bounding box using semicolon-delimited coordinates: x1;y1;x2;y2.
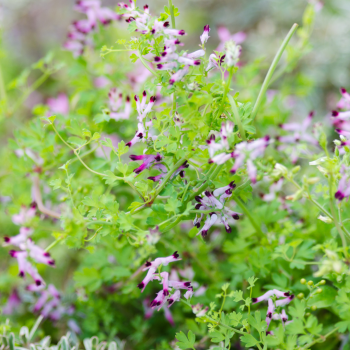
203;24;210;32
126;142;132;147
194;60;201;66
35;280;42;286
134;95;139;101
163;289;169;296
341;87;347;94
332;110;339;117
4;237;10;243
137;282;145;289
252;298;258;303
145;261;152;267
154;56;161;62
19;271;25;278
163;21;170;27
179;30;186;35
150;96;156;103
144;4;148;9
173;251;179;259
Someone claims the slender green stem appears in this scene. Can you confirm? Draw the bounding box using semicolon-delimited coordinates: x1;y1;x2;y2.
28;315;44;341
250;23;298;121
227;95;246;141
168;0;176;28
86;220;114;226
301;327;339;349
153;157;188;199
214;68;234;121
138;50;159;77
44;237;64;253
234;196;264;236
329;174;348;258
10;72;50;116
0;59;7;104
74;150;107;177
159;216;182;233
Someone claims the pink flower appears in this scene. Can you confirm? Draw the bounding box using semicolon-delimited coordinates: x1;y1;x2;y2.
200;25;210;45
47;93;69;115
12;203;36;226
335;165;350;201
216;26;246;52
94;76;111;89
2;289;21;315
130;153;163;174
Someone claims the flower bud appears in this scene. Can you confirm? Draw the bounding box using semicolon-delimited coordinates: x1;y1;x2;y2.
292;166;301;174
307;280;314;286
311;305;317;311
297;293;304;299
316;288;322;294
333;140;341;146
300;278;306;284
306;177;320;184
318;215;332;224
320;280;326;285
333;261;342;274
273;163;288;177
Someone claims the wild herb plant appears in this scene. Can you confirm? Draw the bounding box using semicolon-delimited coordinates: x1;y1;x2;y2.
1;0;350;349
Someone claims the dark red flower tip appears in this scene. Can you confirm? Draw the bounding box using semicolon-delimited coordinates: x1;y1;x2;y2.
9;250;16;257
163;21;170;27
341;87;347;94
48;260;55;266
195;222;200;228
137;133;143;139
4;237;10;243
332;110;339;117
134;95;139;101
208;159;214;164
225;225;232;233
44;252;50;257
179;170;185;178
173;251;179;259
126;96;130;102
147;176;157;182
144;4;149;10
155;154;162;162
126;142;132;147
282;317;287;322
264;135;270;141
184;282;191;287
230;169;236;174
178;30;186;35
335;191;344;200
154;56;161;62
266;331;273;335
204;190;211;197
203;24;210;32
150;96;156;103
35;280;42;286
145;261;152;267
194;60;201;66
143;90;147;97
252;297;258;303
174;39;181;45
30;201;37;209
289;294;295;300
161;51;167;57
232;214;239;220
137;282;145;289
19;271;24;278
151;29;156;34
156;64;163;70
195;196;202;203
169;79;175;85
267;312;272;319
201;230;208;237
284;292;290;297
168;299;174;305
309;111;315;118
163;289;169;296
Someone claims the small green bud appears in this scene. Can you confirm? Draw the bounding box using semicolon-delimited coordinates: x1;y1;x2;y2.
292;165;301;174
297;293;304;299
300;278;306;284
307;280;314;286
320;280;326;285
305;312;310;317
306;177;320;184
337;276;343;283
311;305;317;311
316;288;322;294
335;147;340;157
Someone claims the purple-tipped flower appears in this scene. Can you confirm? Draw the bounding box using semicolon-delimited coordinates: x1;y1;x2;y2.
2;289;21;315
200;25;210;45
4;227;33;247
142;251;181;271
278;112;318;163
167;290;181;307
335;165;350;201
109;89;131;121
47;93;70;115
337;87;350;110
130;153;163;174
252;289;290;304
137;267;157;292
12;203;36;226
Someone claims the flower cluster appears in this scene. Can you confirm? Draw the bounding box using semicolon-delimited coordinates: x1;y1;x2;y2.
108;88;131;121
194;182;241;236
277;112;318;163
252;289;294;333
64;0;120;57
332;87;350;138
126;91;156;147
137;252;194;310
208;127;271;183
4;204;55;287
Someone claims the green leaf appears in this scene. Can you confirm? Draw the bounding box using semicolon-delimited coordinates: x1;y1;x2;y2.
175;330;196;350
49;178;62;190
240;334;259;348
